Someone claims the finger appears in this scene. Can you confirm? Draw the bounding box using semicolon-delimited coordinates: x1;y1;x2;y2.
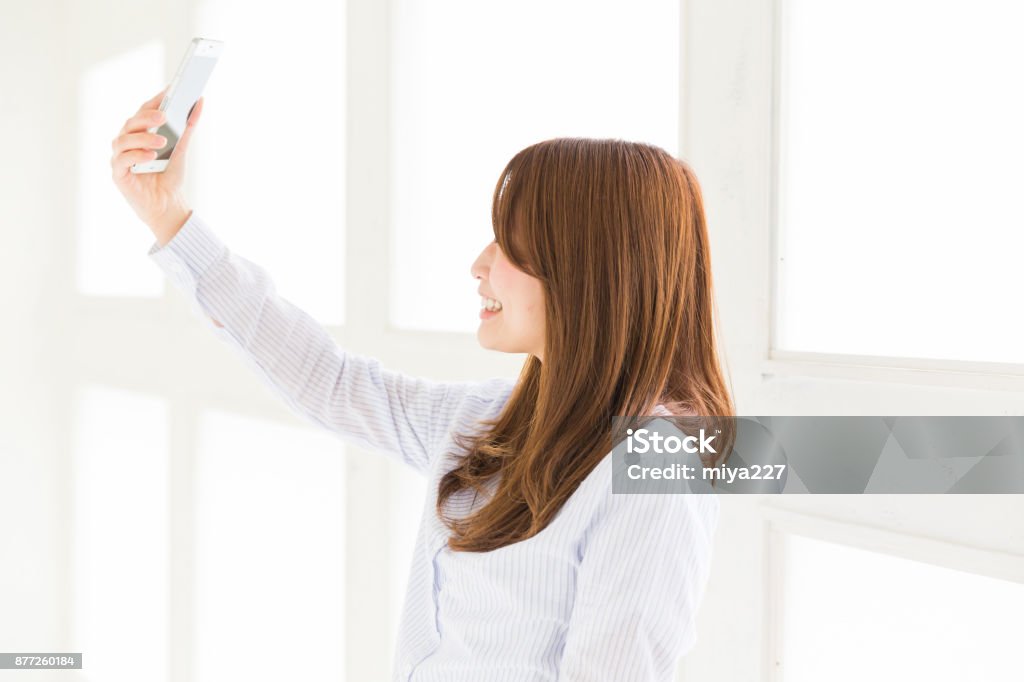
138;85;168;113
167;97;203;170
166;116;195;169
120;108;166;136
111;148;159;178
187;96;204;125
111;131;168;155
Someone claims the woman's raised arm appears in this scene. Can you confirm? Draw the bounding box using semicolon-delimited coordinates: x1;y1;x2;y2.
113;90;513;473
148;212;511;474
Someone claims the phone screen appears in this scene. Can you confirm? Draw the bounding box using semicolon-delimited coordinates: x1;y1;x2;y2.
153;50;219;160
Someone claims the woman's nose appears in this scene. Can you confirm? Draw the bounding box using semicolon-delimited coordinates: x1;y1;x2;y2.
470;242;494;279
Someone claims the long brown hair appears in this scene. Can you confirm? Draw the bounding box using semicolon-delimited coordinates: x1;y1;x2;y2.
438;138;735;552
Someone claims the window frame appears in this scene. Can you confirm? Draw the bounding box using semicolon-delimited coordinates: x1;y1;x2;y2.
680;0;1024;412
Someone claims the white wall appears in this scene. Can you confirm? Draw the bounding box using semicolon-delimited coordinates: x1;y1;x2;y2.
0;4;67;678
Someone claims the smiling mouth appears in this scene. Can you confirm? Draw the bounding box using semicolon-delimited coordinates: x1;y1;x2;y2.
481;296;503;312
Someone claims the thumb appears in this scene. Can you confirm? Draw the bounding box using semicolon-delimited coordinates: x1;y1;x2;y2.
167;97;203;171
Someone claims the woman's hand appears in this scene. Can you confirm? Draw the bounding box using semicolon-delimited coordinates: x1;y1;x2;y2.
110;87;204;247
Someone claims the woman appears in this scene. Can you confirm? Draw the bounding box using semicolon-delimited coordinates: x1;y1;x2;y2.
111;89;734;681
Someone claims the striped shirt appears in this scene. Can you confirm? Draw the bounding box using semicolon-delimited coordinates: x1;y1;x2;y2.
147;212;720;681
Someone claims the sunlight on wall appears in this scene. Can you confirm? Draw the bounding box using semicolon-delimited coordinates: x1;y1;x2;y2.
71;385;169;682
76;41;167;298
195;410;345;682
390;0;681;332
776;0;1024;363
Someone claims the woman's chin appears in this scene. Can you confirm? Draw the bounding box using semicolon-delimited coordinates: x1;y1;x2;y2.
476;327;494;348
476;326;505;352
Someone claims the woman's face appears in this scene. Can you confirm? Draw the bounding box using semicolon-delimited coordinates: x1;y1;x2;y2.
471;239;546;360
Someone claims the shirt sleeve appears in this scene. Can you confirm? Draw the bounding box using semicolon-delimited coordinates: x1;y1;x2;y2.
146;211;496;476
557;491;720;682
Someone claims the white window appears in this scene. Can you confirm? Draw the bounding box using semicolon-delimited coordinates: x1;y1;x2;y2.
72;386;170;682
780;532;1024;681
193;0;347;325
775;0;1024;364
195;410;345;682
77;42;166;298
391;0;682;332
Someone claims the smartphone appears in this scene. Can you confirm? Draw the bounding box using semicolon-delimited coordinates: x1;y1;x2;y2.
130;37;224;174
